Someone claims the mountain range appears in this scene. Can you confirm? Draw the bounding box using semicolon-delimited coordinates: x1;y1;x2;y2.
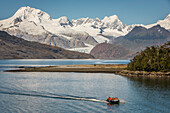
0;6;170;54
90;25;170;59
111;25;170;51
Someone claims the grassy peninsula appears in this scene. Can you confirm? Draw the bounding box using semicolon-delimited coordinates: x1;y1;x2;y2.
7;64;127;73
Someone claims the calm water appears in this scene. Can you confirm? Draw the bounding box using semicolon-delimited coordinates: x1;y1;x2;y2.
0;59;130;71
0;60;169;113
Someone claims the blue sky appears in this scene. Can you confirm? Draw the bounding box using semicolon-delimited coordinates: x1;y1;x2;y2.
0;0;170;25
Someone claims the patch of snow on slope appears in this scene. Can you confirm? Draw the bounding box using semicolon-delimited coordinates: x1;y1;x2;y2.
93;35;110;43
68;43;94;53
71;25;101;37
103;28;127;37
57;34;72;40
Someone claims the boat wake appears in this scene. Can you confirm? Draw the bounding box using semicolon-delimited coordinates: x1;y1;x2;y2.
0;90;125;104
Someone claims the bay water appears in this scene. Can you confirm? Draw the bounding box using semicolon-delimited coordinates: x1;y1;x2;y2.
0;59;169;113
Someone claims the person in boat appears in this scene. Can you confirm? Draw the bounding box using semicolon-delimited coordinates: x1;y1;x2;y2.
111;97;119;102
114;97;118;101
111;97;115;101
107;97;111;101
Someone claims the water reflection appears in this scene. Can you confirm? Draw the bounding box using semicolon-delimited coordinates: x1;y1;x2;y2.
107;103;119;111
125;76;170;113
126;76;170;90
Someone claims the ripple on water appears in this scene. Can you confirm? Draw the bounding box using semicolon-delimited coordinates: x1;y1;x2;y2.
0;71;169;112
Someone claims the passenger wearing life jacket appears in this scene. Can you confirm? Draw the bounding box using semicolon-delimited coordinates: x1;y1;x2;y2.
115;97;118;101
111;98;115;101
107;97;111;101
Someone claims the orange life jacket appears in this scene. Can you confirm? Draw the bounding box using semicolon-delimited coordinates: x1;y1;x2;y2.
112;98;115;100
115;97;118;100
107;97;111;101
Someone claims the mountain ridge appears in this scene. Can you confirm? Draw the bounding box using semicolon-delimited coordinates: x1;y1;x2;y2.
1;6;169;36
111;25;170;52
0;6;169;54
0;31;94;59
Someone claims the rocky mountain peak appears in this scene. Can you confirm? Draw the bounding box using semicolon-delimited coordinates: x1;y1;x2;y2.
58;16;69;21
102;15;126;30
13;6;51;23
57;16;73;27
102;15;119;22
153;14;170;30
165;14;170;19
71;17;102;27
149;24;170;36
150;24;161;29
132;26;147;31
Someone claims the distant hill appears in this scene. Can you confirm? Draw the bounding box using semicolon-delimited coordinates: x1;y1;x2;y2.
90;43;131;59
128;42;170;72
111;25;170;52
0;31;94;59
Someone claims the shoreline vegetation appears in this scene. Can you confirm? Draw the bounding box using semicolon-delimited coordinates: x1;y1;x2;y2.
127;42;170;72
7;64;170;77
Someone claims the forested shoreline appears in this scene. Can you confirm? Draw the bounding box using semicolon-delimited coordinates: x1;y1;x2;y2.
128;42;170;72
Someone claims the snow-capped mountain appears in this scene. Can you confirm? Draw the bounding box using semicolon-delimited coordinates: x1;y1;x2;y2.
0;6;97;52
72;17;102;27
158;14;170;30
102;15;126;30
71;15;129;38
146;14;170;30
0;6;169;53
0;6;73;35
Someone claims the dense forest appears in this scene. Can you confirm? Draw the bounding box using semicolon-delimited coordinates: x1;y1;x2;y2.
128;42;170;72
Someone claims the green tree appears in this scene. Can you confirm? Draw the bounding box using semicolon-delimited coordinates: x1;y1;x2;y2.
128;42;170;72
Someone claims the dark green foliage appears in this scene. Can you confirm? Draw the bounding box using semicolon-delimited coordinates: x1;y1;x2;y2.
128;42;170;72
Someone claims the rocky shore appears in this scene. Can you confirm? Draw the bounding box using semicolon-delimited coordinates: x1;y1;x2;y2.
116;70;170;78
